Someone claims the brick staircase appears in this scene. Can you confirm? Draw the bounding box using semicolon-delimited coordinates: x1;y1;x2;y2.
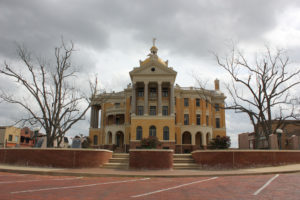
102;153;129;169
173;154;200;170
102;153;199;170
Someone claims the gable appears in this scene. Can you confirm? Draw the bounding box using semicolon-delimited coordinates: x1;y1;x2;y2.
129;59;177;79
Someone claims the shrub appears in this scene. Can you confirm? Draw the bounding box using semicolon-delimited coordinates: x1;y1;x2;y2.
209;135;231;149
140;136;161;149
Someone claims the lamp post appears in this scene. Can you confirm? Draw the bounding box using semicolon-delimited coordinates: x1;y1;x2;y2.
276;129;283;150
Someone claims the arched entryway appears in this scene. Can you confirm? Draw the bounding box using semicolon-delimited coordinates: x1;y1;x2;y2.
108;132;112;144
195;132;202;148
182;132;191;144
116;131;124;147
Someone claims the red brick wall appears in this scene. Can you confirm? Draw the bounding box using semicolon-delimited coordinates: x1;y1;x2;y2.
130;141;175;150
192;150;300;168
0;149;112;168
129;149;173;170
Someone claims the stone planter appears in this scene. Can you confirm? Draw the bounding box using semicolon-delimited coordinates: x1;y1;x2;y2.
129;149;173;170
0;148;113;168
192;150;300;168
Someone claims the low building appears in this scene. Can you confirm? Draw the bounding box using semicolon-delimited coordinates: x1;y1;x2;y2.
20;127;35;147
238;120;300;149
89;42;226;153
0;126;21;147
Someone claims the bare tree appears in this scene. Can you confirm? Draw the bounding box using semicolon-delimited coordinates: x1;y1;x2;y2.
0;41;98;147
215;46;300;147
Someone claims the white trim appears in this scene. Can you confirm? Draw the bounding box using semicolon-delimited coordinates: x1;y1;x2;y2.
253;174;279;195
131;177;218;198
11;178;150;194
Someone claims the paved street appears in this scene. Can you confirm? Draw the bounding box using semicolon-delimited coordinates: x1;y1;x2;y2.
0;172;299;200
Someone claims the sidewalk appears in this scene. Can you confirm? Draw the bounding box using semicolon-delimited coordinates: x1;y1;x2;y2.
0;164;300;177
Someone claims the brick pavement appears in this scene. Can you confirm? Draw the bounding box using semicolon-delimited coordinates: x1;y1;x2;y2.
0;172;299;199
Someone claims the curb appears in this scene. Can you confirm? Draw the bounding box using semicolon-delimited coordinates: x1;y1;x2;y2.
0;167;300;178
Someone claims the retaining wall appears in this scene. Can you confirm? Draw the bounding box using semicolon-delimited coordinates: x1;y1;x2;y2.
192;150;300;168
129;149;173;170
0;148;112;168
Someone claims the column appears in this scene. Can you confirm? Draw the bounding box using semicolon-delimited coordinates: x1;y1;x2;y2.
170;82;174;116
191;133;195;145
90;106;95;128
158;81;162;115
202;133;207;146
131;82;136;115
95;107;99;128
112;133;116;145
144;81;148;115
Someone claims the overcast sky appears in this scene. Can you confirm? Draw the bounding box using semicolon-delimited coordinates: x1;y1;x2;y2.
1;0;300;147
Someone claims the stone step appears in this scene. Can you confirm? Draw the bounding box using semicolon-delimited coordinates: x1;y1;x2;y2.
102;162;129;169
109;158;129;163
173;158;195;163
112;153;129;158
173;163;200;170
173;154;193;159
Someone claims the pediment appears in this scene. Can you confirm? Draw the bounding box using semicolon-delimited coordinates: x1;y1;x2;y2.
130;59;177;79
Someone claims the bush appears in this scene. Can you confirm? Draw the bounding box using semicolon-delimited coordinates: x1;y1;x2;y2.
140;136;161;149
209;135;231;149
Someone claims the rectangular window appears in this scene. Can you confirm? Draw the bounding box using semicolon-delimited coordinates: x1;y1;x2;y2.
137;88;144;97
184;114;189;125
196;114;201;125
149;88;157;98
184;98;189;106
15;136;19;142
162;106;168;116
215;103;220;111
216;118;220;128
206;116;209;126
25;130;29;135
115;116;121;124
8;135;13;141
137;106;144;116
150;106;156;115
162;88;168;97
115;103;120;108
196;98;200;107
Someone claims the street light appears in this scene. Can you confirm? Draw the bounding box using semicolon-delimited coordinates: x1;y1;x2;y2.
276;129;283;150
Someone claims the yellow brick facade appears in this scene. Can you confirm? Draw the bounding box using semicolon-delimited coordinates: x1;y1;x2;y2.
89;44;226;153
0;126;21;147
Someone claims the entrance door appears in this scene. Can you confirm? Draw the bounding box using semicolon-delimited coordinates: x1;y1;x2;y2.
116;132;124;147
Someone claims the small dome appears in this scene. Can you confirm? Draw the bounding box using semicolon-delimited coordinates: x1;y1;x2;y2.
150;45;158;55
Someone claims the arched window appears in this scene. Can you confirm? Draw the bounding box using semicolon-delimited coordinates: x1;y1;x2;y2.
163;126;169;140
93;135;98;145
149;125;156;137
136;126;142;140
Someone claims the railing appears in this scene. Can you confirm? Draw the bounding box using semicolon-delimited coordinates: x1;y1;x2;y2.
106;107;125;115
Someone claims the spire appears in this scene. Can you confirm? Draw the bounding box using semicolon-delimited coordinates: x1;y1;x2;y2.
150;37;158;55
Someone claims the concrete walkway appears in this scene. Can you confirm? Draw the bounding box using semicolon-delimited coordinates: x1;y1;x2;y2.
0;164;300;177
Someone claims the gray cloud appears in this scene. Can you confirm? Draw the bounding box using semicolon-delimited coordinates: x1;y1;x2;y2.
1;0;300;145
1;0;298;59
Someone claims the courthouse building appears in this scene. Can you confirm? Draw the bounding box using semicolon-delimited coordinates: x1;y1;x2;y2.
89;42;226;153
